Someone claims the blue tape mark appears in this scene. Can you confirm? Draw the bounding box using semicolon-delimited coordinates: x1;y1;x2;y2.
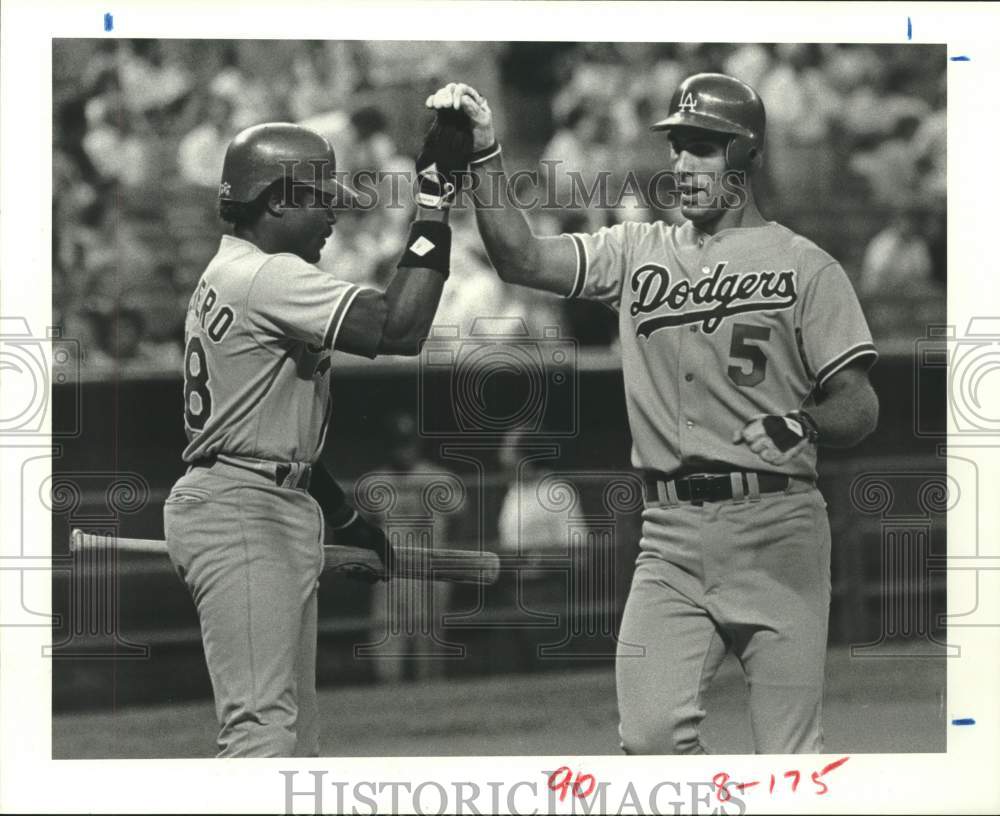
952;718;976;725
950;56;971;61
907;17;912;40
104;12;113;32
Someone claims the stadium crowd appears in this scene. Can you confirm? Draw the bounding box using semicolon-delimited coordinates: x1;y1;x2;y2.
53;40;946;375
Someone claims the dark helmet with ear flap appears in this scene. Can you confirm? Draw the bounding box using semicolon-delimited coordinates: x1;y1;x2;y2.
651;73;766;170
218;122;357;207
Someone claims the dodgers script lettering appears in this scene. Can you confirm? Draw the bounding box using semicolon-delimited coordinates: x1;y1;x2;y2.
629;261;798;336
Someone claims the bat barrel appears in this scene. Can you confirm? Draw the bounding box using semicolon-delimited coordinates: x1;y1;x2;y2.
68;530;501;585
393;546;501;585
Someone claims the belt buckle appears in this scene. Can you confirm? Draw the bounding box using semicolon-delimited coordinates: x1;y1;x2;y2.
687;474;711;506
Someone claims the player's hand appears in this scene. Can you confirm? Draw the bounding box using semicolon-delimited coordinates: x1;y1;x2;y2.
415;105;475;209
328;514;393;582
425;82;495;151
732;413;816;466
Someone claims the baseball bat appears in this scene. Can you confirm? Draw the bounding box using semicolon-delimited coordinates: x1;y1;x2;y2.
69;529;499;585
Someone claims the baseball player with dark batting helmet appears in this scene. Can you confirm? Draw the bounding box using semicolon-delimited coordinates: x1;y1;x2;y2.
164;112;470;757
428;73;879;754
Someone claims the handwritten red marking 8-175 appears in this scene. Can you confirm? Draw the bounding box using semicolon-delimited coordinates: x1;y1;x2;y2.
712;756;850;801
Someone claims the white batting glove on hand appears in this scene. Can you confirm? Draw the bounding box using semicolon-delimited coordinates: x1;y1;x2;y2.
425;82;496;151
732;412;817;466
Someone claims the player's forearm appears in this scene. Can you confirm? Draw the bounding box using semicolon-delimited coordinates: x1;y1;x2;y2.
472;154;542;285
378;270;446;356
808;376;879;448
378;210;449;356
308;462;355;526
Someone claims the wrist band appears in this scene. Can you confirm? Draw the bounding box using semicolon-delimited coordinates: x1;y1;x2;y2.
415;188;454;209
398;219;452;278
470;141;502;166
789;410;820;443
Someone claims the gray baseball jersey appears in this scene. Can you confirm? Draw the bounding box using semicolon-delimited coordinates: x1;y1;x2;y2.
181;235;366;464
565;220;877;479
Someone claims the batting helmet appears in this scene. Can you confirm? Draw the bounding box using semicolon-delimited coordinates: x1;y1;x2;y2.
650;73;766;170
218;122;356;206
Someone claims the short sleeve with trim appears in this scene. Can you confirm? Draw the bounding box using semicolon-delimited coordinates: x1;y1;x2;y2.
563;222;633;304
246;253;364;349
797;261;878;391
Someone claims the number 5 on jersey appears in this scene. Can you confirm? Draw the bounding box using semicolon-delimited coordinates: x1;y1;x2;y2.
728;323;771;387
184;337;213;431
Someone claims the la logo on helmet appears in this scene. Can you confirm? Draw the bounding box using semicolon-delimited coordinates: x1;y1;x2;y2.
678;92;698;112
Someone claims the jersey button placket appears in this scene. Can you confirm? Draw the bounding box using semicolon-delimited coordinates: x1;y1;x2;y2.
678;289;700;447
680;245;713;442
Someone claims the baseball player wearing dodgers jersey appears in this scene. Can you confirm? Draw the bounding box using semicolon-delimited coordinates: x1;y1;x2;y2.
164;116;468;757
429;74;879;754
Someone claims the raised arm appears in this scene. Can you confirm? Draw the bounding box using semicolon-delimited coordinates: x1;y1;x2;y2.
337;208;450;357
336;112;467;358
426;82;580;297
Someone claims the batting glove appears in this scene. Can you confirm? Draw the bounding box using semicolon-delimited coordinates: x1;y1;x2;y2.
414;108;473;209
328;511;393;583
733;410;819;466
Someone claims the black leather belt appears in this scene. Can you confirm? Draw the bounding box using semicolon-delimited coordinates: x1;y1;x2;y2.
643;470;790;506
192;455;313;490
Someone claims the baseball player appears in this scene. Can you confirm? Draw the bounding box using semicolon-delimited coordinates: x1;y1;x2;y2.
163;114;470;757
428;74;879;754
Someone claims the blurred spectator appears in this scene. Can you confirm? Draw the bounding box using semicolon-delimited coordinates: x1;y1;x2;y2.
209;44;281;130
859;206;936;295
59;308;102;371
911;75;946;207
177;95;234;188
83;113;160;190
136;261;189;349
289;44;334;121
723;44;773;94
345;106;407;173
347;106;413;233
366;413;458;684
836;58;930;150
759;44;839;199
496;430;567;577
85;302;183;372
761;45;838;144
542;105;616;231
499;42;577;151
493;430;592;672
848;114;925;206
431;207;567;338
63;207;156;302
315;105;415;284
119;40;192;116
53;149;100;247
321;207;400;286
